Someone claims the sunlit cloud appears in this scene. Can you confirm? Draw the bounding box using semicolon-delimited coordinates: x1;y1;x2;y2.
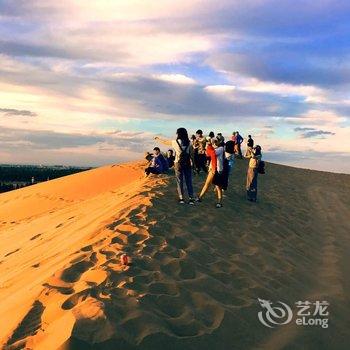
0;0;349;171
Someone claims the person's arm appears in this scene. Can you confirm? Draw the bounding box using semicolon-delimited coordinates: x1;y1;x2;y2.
154;136;172;146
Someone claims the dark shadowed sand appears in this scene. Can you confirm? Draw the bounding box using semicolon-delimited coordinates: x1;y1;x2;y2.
1;160;349;350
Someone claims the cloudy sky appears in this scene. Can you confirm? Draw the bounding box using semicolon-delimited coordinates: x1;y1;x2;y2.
1;0;349;172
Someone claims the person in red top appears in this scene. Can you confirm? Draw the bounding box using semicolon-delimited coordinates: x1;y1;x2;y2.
196;139;224;207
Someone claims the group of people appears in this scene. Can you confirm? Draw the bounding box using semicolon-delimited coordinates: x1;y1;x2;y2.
145;128;263;207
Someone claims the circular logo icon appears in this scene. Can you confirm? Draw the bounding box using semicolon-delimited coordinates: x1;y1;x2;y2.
258;298;293;328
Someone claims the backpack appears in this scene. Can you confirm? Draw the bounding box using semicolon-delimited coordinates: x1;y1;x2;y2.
257;160;265;174
176;140;191;170
225;140;235;154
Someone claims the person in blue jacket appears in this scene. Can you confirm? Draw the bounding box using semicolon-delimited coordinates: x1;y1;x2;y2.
145;147;168;176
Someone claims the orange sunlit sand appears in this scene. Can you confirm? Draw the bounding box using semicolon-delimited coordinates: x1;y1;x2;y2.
1;160;349;349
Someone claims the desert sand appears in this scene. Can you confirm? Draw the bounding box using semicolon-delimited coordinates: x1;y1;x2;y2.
0;160;349;350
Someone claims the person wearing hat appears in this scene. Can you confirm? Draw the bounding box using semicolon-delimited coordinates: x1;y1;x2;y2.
245;145;262;202
144;147;168;176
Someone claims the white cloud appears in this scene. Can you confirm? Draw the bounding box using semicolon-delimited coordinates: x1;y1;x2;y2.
155;74;196;85
204;85;236;93
240;79;326;102
285;110;347;127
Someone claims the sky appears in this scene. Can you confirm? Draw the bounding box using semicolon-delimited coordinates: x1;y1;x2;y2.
0;0;350;173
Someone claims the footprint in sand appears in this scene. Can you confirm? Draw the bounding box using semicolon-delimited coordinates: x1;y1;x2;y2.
30;233;42;241
5;300;45;349
4;248;20;257
60;260;94;283
61;289;90;310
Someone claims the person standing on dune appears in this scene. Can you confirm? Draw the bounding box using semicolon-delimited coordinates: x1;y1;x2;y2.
245;145;262;202
196;138;228;208
195;129;208;174
245;134;254;157
155;128;195;205
191;134;200;174
235;131;244;159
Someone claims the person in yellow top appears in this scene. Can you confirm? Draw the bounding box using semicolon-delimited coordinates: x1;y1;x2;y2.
245;145;262;202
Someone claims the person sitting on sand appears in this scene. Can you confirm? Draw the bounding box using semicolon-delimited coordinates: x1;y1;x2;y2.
245;134;254;157
245;145;262;202
144;147;168;176
196;138;228;208
155;128;195;205
166;149;175;168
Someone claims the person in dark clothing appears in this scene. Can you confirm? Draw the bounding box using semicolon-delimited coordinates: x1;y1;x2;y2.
235;131;244;159
145;152;153;163
245;135;254;157
166;149;175;168
145;147;168;176
247;135;254;148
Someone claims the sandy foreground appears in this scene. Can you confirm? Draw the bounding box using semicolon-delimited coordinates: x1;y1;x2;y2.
0;160;349;350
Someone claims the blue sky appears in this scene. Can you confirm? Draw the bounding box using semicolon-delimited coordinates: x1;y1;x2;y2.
0;0;349;172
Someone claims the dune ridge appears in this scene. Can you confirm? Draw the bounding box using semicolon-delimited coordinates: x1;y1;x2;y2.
0;161;167;349
0;160;350;350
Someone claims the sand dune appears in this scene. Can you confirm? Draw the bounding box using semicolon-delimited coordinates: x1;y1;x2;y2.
0;160;349;350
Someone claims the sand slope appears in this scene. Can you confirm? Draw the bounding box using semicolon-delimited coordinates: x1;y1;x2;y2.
0;160;349;350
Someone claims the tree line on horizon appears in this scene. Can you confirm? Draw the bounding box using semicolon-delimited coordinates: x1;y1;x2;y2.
0;165;91;194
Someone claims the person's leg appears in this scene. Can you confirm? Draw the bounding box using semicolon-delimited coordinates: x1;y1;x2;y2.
175;168;184;199
238;144;243;158
246;168;253;200
234;144;238;156
194;153;200;174
200;154;208;173
184;167;194;198
251;171;258;201
216;185;223;203
146;167;160;175
198;171;215;199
